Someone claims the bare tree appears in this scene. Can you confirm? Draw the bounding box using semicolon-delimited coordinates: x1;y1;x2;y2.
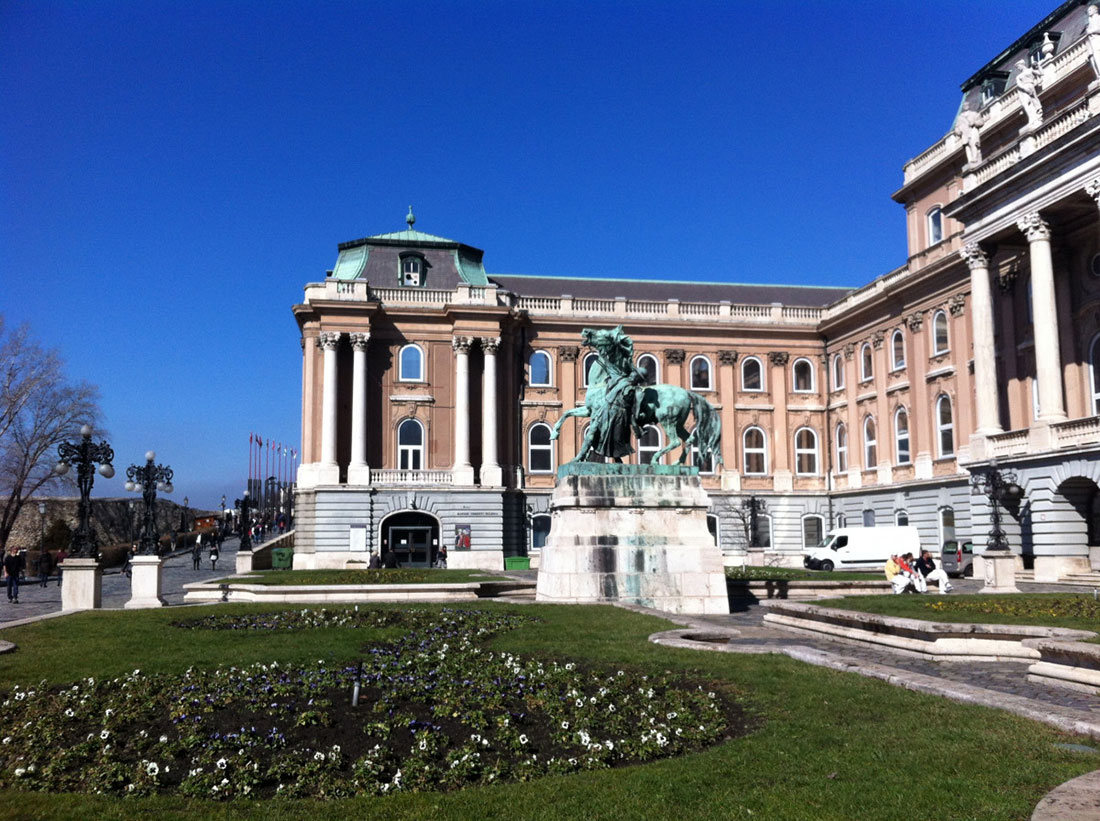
0;318;103;553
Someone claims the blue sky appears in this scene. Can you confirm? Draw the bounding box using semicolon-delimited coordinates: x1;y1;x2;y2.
1;0;1055;508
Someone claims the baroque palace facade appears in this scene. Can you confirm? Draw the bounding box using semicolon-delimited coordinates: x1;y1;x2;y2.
293;0;1100;580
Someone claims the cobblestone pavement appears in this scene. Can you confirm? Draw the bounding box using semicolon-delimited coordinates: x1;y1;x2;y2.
0;537;242;625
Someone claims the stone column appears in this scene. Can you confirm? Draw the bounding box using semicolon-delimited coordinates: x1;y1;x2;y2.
317;332;341;484
1017;213;1066;423
61;558;101;611
125;555;167;608
963;243;1002;438
452;336;475;485
348;332;371;485
768;351;792;491
480;336;503;486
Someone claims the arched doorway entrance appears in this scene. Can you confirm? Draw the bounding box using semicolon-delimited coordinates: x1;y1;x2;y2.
380;511;440;568
1054;477;1100;562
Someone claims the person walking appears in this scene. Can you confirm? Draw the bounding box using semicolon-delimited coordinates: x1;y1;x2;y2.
4;549;22;603
192;534;203;571
210;542;220;572
38;550;53;587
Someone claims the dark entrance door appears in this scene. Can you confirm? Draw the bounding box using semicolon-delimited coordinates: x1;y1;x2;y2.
381;512;439;568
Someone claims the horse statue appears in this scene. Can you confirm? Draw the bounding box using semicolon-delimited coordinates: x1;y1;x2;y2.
549;326;723;467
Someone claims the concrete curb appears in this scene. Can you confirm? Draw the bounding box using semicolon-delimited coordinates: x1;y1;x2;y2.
1032;768;1100;820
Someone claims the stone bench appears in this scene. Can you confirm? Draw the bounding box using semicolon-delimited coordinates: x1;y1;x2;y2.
1026;640;1100;694
763;601;1094;662
728;578;892;602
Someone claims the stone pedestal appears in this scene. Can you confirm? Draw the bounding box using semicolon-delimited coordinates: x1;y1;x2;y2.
125;555;167;608
535;464;729;615
236;550;254;574
979;551;1019;594
61;558;101;612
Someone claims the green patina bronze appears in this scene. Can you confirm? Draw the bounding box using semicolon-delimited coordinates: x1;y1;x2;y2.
556;462;700;479
550;326;723;467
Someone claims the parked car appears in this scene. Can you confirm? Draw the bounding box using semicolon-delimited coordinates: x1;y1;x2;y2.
940;540;974;577
803;526;921;572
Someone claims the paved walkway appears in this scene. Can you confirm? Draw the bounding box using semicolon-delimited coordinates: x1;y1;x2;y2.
0;537;242;624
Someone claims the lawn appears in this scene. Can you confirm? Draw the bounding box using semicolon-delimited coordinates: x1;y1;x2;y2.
231;569;507;586
0;602;1097;819
817;593;1100;637
725;566;883;582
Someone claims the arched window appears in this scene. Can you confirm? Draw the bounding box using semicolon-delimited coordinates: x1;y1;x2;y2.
706;514;719;547
637;425;662;465
894;407;910;465
835;423;848;473
794;427;818;475
530;515;551;549
832;354;845;391
891;329;906;370
860;343;873;381
895;510;909;527
583;352;599;387
529;350;551;386
400;253;426;287
936;395;954;457
836;512;847;529
399;344;424;382
637;353;659;386
528;423;554;473
741;357;763;391
927;206;943;245
397;419;424;470
862;509;876;527
743;427;767;475
753;514;773;548
939;506;956;546
690;355;713;390
932;310;949;355
802;514;825;548
1090;334;1100;415
792;358;814;392
863;416;877;469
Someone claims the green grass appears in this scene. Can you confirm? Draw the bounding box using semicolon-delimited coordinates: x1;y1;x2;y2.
233;568;507;586
725;566;884;582
1;602;1097;819
818;592;1100;637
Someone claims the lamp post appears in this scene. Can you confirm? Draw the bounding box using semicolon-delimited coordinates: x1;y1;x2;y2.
970;466;1024;551
127;498;136;546
37;501;46;555
742;496;767;548
124;452;174;555
53;425;114;559
235;491;252;553
181;496;189;534
220;495;226;536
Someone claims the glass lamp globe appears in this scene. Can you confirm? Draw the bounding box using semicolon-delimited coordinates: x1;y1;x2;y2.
125;481;135;492
54;462;70;476
98;464;115;479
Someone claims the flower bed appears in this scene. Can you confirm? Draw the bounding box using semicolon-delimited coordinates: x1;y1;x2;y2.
0;608;736;800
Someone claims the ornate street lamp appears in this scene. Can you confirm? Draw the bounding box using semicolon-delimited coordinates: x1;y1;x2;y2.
54;425;114;559
127;498;136;545
220;495;226;534
235;491;252;553
37;501;46;555
181;496;190;533
970;466;1024;551
742;496;767;548
124;452;174;555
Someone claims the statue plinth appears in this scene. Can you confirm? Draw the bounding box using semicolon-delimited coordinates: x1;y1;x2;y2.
535;464;729;614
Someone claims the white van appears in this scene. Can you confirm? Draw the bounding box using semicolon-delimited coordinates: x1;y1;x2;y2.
803;526;921;572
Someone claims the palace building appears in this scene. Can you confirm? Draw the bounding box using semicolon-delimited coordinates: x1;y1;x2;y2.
293;0;1100;581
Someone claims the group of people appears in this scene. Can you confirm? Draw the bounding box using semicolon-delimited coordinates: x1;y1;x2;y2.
3;547;65;604
192;532;221;571
885;551;954;595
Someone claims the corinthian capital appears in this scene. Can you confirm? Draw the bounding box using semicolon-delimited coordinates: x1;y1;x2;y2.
768;351;789;366
961;242;989;270
452;336;473;354
317;332;341;351
481;336;501;354
349;332;370;351
1086;178;1100;206
1016;212;1051;242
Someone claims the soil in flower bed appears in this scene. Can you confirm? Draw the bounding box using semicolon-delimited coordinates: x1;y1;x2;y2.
0;607;747;800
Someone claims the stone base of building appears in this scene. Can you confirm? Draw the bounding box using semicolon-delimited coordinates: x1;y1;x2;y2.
1032;554;1093;582
978;551;1019;593
536;464;729;615
445;549;505;571
61;558;101;611
125;556;167;608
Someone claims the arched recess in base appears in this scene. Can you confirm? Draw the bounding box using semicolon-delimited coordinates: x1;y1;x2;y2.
379;510;441;568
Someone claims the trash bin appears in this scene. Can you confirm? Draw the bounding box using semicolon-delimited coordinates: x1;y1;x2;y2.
271;547;294;570
503;556;530;571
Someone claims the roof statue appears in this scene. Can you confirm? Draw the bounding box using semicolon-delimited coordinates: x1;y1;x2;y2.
1088;5;1100;80
1015;60;1044;130
550;326;723;468
955;103;986;166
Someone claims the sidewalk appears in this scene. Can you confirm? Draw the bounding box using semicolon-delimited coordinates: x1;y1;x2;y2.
0;537;241;624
